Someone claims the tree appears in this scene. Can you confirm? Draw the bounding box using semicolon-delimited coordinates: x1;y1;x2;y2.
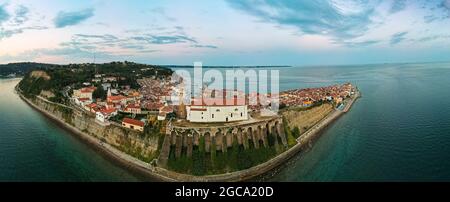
93;86;106;100
292;126;301;138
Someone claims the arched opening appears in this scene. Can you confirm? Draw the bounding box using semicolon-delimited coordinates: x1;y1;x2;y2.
247;127;254;149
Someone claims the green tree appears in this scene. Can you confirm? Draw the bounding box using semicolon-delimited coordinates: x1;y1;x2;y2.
93;86;106;100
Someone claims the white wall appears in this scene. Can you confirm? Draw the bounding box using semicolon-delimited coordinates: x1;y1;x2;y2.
187;105;248;123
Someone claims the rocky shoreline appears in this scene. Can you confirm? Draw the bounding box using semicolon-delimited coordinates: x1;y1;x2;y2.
16;84;360;182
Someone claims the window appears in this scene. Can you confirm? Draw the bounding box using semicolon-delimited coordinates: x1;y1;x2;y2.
216;109;220;112
212;114;215;118
235;108;238;111
241;112;243;117
231;113;233;118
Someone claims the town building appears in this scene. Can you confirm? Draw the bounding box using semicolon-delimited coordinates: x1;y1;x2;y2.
85;103;99;113
122;118;145;132
73;86;96;100
158;104;174;121
74;97;92;106
96;108;118;123
186;90;248;123
101;83;111;90
124;103;142;114
106;88;127;105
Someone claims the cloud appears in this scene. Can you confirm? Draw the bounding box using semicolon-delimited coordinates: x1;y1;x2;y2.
74;34;118;41
0;4;47;40
131;35;197;44
60;34;121;50
390;0;407;13
442;0;450;10
0;3;10;24
148;7;176;22
390;31;408;45
340;40;380;47
226;0;379;41
13;5;29;25
424;15;439;23
54;8;94;28
0;26;47;40
191;44;218;49
0;45;122;63
0;28;21;40
414;34;450;43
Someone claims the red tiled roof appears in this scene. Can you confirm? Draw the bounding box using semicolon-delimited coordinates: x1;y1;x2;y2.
100;108;117;115
190;107;207;111
159;105;173;113
78;98;90;101
145;102;164;110
190;97;246;106
126;104;140;109
80;86;96;93
122;118;145;127
86;103;97;108
108;95;126;101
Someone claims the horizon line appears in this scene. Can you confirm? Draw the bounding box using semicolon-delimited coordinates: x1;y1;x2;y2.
2;60;450;68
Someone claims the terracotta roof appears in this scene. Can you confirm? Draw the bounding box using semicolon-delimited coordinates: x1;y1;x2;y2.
122;118;145;127
86;103;97;108
190;107;207;111
190;96;246;106
77;98;90;101
145;102;164;110
126;104;141;109
99;108;117;115
80;86;96;93
159;105;173;113
108;95;126;101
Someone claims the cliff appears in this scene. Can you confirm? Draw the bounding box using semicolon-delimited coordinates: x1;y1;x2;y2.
29;95;160;163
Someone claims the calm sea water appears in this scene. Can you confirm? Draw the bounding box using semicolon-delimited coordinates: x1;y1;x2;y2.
0;79;140;181
1;62;450;181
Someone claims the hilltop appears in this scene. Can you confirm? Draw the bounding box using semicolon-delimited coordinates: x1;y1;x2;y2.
17;61;173;103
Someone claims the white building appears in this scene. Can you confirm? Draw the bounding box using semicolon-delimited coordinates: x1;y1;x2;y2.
101;83;112;91
186;90;248;123
95;108;118;123
72;86;96;100
74;97;92;106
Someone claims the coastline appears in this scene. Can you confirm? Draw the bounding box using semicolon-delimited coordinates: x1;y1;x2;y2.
16;88;176;182
15;84;360;182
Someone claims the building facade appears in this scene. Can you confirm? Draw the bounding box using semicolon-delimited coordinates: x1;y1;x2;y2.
122;118;145;132
186;89;248;123
187;105;248;123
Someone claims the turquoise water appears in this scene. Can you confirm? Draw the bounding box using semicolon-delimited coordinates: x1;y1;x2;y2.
0;79;140;181
1;62;450;181
268;62;450;181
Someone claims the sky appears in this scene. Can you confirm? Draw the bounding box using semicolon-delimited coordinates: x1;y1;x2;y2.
1;0;450;66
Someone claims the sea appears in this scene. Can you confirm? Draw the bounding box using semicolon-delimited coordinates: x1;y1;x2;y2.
1;62;450;181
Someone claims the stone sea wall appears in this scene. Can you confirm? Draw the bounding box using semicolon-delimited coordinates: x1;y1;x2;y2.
159;117;288;167
29;96;159;161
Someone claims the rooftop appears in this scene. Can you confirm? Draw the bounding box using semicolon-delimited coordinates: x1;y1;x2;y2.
122;118;145;127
